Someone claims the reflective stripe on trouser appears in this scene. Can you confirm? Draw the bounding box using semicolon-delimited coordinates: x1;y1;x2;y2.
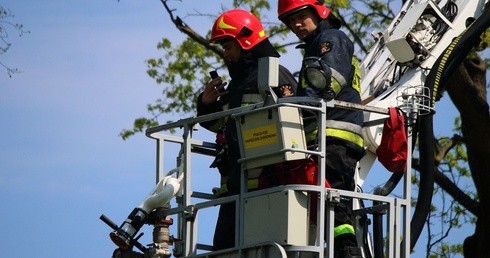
334;224;355;238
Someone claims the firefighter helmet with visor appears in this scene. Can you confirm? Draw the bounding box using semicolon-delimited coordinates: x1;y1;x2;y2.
210;9;267;50
277;0;331;23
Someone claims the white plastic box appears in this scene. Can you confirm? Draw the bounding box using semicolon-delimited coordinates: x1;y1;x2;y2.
235;106;307;169
243;190;309;246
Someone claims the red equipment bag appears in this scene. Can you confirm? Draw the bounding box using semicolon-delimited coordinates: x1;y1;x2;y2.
376;107;408;173
258;158;331;188
258;158;331;224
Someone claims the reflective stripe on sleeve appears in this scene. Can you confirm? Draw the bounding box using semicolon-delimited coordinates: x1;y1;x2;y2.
305;128;364;148
326;120;363;135
326;128;364;147
330;67;347;95
334;224;355;238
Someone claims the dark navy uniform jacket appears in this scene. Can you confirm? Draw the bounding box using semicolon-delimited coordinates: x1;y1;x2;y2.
298;18;364;155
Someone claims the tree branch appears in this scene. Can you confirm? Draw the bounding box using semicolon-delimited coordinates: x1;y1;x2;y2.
427;199;458;256
446;57;489;193
446;56;489;256
0;6;29;77
434;134;464;163
337;13;369;54
413;160;479;215
159;0;223;58
434;168;478;215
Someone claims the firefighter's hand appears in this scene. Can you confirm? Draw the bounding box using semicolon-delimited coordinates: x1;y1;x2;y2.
202;77;228;105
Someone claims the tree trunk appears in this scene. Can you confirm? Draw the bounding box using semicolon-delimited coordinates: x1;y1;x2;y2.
445;56;489;258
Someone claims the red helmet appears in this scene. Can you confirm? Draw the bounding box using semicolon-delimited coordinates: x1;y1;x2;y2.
277;0;330;22
210;9;267;50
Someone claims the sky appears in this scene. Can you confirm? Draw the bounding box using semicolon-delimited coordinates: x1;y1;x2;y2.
0;1;195;257
0;1;485;257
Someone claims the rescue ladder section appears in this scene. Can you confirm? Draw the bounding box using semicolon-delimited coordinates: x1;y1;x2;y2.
143;97;415;258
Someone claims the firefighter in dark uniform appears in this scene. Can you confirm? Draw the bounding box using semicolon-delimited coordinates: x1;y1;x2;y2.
196;9;297;250
277;1;365;257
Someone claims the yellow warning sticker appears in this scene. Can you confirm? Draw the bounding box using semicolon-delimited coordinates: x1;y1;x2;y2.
242;124;279;149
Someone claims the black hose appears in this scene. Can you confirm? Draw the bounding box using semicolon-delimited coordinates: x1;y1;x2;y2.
408;4;490;251
372;173;404;257
372;121;415;256
372;210;384;258
435;15;490;103
373;172;405;197
409;114;434;250
370;3;490;254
